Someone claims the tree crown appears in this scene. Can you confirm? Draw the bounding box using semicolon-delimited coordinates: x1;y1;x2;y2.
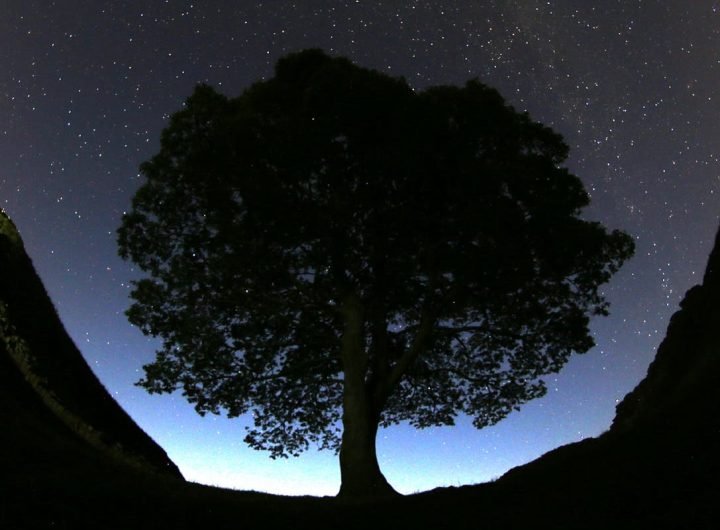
118;49;634;457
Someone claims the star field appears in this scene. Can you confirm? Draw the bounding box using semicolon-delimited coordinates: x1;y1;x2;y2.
2;1;719;495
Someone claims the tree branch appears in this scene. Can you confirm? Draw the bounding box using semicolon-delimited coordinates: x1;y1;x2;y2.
386;302;436;393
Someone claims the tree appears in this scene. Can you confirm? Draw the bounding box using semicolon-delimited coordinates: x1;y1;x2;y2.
117;49;634;498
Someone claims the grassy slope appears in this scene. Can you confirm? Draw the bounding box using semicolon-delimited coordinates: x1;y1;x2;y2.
0;213;181;478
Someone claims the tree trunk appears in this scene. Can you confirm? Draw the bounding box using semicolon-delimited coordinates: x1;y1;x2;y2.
337;293;398;498
337;392;397;498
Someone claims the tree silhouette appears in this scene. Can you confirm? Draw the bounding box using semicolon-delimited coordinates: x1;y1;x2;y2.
117;49;634;497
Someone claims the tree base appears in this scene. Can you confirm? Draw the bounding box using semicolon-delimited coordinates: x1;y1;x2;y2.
336;473;401;499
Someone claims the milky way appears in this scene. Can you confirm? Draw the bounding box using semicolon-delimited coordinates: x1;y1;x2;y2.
2;1;718;495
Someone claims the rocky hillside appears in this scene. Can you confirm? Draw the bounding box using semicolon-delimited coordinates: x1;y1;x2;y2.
0;210;182;480
611;227;720;436
490;225;720;527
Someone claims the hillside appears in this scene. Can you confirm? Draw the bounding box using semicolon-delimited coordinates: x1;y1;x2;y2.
1;211;182;481
491;226;720;527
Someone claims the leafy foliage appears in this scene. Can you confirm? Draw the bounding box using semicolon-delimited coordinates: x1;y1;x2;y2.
118;49;634;459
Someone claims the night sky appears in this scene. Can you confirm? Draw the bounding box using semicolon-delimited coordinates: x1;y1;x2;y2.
2;1;719;496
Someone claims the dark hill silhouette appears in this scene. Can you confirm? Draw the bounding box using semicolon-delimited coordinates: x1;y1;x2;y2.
612;225;720;434
487;226;720;527
1;208;718;528
0;211;182;480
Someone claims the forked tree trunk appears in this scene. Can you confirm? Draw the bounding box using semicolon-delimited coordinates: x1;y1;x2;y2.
337;294;398;498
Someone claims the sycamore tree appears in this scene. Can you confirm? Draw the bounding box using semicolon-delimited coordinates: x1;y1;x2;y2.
117;49;634;497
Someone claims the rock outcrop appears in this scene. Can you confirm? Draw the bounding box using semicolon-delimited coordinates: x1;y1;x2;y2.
0;209;183;479
612;227;720;437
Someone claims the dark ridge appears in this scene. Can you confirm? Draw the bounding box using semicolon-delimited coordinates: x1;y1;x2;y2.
0;210;182;478
612;226;720;434
494;224;720;527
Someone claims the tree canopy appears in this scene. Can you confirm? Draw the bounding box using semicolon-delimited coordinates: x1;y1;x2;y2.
117;49;634;497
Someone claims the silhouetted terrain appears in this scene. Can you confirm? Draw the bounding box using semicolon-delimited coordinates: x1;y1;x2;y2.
0;211;181;479
1;208;718;529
